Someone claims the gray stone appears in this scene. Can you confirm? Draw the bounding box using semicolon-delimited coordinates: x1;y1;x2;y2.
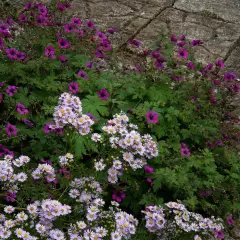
174;0;240;22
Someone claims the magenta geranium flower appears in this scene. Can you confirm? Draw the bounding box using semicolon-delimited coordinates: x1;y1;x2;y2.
146;110;158;124
0;23;9;34
6;191;16;202
180;143;191;157
16;103;29;115
18;14;28;23
227;216;234;225
216;59;224;68
107;28;116;34
38;5;48;16
128;39;141;47
58;38;70;49
59;55;68;63
190;39;203;46
23;119;34;127
5;48;18;60
6;85;18;96
57;3;65;11
69;82;79;94
177;48;188;59
170;34;178;42
45;45;56;59
64;23;75;33
97;88;110;101
95;49;104;58
5;123;17;137
71;17;82;27
86;20;95;29
215;230;224;239
144;166;154;174
187;61;195;70
86;61;93;69
77;70;88;80
43;122;54;134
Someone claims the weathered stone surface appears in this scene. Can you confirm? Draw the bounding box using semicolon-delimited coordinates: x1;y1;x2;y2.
225;44;240;75
174;0;240;22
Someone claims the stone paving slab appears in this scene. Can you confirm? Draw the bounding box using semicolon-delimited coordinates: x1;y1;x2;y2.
71;0;240;75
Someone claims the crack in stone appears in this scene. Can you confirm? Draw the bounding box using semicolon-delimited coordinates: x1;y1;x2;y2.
224;35;240;62
117;0;178;50
172;6;237;24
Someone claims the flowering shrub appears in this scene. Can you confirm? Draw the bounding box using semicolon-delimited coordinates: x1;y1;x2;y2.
0;1;240;239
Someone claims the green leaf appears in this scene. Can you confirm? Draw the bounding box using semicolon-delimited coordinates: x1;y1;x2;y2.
82;95;109;118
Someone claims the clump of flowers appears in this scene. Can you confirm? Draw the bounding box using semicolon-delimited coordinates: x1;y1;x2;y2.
51;92;94;135
59;153;74;167
69;177;103;204
142;201;224;239
0;155;29;201
92;112;158;183
31;163;56;183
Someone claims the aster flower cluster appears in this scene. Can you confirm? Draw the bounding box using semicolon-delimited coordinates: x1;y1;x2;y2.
143;201;224;239
69;177;103;204
59;153;74;167
51;92;94;135
92;112;158;183
0;200;71;240
31;163;56;183
0;155;29;201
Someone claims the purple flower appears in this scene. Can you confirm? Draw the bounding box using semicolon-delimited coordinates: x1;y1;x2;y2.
107;28;116;34
5;48;18;60
77;29;85;37
97;88;110;101
77;70;88;80
71;17;82;27
144;166;154;174
6;191;16;202
128;39;141;47
5;123;17;137
57;3;65;11
0;23;9;34
6;85;18;96
64;23;75;33
59;55;68;63
85;20;95;29
69;82;79;94
23;119;34;127
16;51;25;61
95;49;105;58
181;147;191;157
86;61;93;69
98;39;111;51
177;48;188;59
58;38;70;49
38;5;48;16
179;34;185;41
45;45;56;59
215;230;224;239
213;79;221;86
230;83;240;93
170;34;178;42
224;72;236;81
24;2;32;9
55;128;64;135
16;103;29;115
18;14;28;23
190;39;203;46
96;31;107;40
0;145;14;157
216;59;224;68
187;61;195;70
177;41;186;47
43;122;54;134
7;16;13;25
35;15;48;25
146;178;152;183
227;216;235;225
146;110;159;124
